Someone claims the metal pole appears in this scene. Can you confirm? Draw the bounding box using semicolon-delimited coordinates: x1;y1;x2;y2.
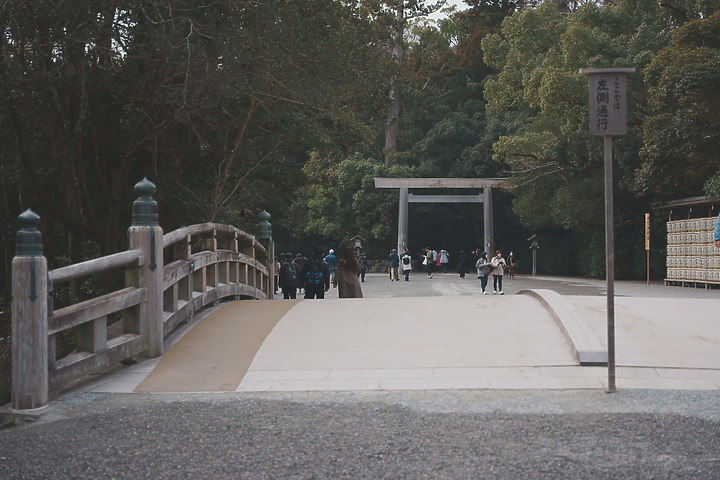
604;135;616;393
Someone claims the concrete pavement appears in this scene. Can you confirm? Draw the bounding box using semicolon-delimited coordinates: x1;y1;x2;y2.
73;273;720;395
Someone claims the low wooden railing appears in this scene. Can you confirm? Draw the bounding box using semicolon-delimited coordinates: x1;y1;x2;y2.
10;179;273;410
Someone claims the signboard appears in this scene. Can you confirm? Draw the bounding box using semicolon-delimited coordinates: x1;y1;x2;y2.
580;68;635;136
645;213;650;251
580;67;635;393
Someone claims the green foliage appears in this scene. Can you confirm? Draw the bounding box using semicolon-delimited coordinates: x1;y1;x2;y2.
478;1;682;277
638;12;720;199
0;0;382;260
302;152;413;257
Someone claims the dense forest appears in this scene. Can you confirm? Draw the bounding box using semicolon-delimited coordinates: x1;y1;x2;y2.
1;0;719;283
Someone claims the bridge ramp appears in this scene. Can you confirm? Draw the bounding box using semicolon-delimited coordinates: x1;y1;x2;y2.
76;274;720;393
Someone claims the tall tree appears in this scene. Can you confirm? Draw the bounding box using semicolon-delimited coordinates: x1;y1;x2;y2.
481;0;672;275
637;11;720;199
363;0;446;161
0;0;381;263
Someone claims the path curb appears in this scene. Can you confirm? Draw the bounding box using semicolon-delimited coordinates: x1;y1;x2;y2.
518;289;607;366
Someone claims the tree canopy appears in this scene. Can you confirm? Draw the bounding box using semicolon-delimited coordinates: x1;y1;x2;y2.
1;0;718;277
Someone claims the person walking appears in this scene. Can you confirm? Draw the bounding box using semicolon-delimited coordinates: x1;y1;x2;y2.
439;248;450;273
475;251;491;295
400;248;412;281
293;253;306;296
507;251;517;279
278;253;299;299
490;250;507;295
359;253;370;282
273;255;281;293
387;248;400;281
456;250;469;279
334;247;364;298
300;247;330;299
324;249;338;284
424;248;434;278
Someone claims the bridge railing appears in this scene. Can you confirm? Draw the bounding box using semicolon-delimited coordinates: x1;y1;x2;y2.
10;179;273;411
161;222;271;337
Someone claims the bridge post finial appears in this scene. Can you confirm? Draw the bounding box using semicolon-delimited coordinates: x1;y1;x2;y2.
12;209;49;410
128;179;164;357
256;210;272;239
131;178;159;226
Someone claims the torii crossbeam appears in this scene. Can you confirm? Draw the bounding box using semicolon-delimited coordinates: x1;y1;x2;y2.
374;178;507;255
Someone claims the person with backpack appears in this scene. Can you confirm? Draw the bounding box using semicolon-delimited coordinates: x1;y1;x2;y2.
424;247;434;278
400;248;412;281
333;247;363;298
300;247;330;299
279;253;299;299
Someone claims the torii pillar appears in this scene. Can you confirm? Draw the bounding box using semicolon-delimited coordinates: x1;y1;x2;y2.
374;178;506;255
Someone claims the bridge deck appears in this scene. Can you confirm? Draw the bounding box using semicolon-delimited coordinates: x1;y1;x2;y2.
74;274;720;393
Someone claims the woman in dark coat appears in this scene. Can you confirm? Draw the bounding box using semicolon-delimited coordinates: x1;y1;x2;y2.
456;250;469;279
333;247;364;298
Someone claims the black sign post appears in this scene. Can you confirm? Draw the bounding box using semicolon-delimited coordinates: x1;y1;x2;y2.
580;68;635;393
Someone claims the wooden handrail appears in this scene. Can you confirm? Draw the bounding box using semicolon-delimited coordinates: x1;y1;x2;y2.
162;222;265;255
49;250;142;284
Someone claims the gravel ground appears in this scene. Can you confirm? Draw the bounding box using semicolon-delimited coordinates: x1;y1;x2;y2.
1;390;718;479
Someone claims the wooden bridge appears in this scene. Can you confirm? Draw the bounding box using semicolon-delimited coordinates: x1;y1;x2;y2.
10;178;273;411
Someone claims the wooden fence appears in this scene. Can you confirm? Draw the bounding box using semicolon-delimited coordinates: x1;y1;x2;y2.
11;179;273;410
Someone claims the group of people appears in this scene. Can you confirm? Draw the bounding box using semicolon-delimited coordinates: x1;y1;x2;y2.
384;246;516;293
271;213;720;298
417;248;450;279
387;248;414;281
274;244;521;298
274;247;364;299
474;250;513;295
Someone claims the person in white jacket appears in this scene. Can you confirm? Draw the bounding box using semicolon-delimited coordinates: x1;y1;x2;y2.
490;250;507;295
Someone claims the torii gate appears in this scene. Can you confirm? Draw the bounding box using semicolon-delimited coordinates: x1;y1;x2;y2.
374;177;507;255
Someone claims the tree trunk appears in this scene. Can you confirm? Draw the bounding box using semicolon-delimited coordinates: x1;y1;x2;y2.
384;2;405;163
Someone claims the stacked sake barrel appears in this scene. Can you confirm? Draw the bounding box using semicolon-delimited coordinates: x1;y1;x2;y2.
666;217;720;286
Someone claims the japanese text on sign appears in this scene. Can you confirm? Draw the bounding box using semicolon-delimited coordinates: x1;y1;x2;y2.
581;68;634;136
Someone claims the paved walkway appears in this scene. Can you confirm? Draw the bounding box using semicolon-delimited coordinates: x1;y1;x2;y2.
75;273;720;394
